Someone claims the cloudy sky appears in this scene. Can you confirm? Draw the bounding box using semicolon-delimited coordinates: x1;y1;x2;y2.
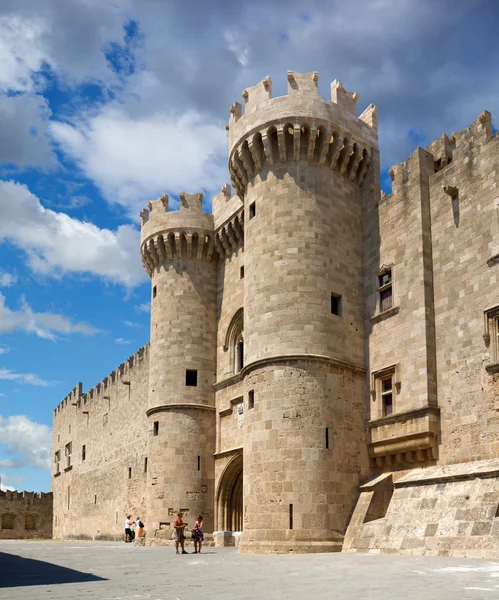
1;0;498;492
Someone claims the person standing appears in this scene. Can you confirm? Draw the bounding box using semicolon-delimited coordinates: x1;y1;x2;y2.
124;515;132;543
174;513;188;554
136;517;144;539
192;515;204;554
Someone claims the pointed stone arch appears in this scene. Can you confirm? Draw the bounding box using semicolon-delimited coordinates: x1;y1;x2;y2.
224;308;244;374
216;452;243;532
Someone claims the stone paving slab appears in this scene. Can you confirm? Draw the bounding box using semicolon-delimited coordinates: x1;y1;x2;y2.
1;540;499;599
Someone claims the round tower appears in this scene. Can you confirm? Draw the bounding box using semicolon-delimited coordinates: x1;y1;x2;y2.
227;72;378;553
140;192;216;537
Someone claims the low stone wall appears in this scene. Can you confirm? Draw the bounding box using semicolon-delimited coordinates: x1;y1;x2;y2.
0;491;53;539
344;459;499;558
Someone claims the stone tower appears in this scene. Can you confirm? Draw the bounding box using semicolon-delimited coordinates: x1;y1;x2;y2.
227;71;378;553
140;192;217;535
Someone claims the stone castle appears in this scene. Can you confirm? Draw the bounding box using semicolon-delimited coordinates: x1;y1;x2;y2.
52;71;499;557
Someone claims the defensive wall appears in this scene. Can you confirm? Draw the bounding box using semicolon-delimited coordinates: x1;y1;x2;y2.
0;490;52;539
52;345;150;540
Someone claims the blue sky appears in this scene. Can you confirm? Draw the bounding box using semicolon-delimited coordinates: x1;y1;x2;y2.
1;0;498;492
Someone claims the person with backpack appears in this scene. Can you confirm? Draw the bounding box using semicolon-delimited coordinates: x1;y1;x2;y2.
136;517;145;539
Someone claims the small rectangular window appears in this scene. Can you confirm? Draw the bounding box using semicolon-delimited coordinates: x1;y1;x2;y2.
144;457;148;473
103;413;108;426
153;421;159;436
197;455;201;471
54;450;61;474
240;265;245;279
331;293;342;316
69;424;71;434
94;495;97;505
65;442;72;469
128;467;132;479
378;269;393;312
381;376;393;417
325;427;329;449
186;369;198;386
289;504;293;530
249;202;256;219
248;390;255;409
153;285;157;298
82;445;86;461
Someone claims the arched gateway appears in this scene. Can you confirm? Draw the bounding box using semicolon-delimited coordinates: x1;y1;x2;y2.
216;453;243;534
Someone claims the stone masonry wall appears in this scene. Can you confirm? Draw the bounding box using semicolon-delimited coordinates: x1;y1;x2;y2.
0;491;52;539
52;346;149;540
429;113;499;465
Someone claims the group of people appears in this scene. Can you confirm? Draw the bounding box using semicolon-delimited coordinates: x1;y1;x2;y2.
174;512;204;554
123;512;204;553
124;516;144;542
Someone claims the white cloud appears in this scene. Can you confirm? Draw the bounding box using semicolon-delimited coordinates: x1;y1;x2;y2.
0;292;98;341
0;271;17;287
51;107;228;212
0;413;51;470
0;368;56;387
136;302;150;313
0;180;146;286
0;476;16;491
123;320;140;328
224;30;250;67
115;337;131;344
0;15;48;94
0;94;55;167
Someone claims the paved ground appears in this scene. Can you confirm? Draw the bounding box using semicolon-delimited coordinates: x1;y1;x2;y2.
1;541;499;600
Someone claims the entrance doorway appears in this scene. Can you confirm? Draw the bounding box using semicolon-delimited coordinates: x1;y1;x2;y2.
216;453;243;532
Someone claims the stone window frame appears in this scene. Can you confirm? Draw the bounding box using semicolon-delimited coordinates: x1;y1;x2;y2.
377;264;394;313
370;364;400;420
64;442;72;470
484;305;499;374
371;264;400;323
54;450;61;475
224;308;244;376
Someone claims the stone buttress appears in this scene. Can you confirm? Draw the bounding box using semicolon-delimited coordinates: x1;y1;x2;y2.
140;193;217;537
227;71;377;553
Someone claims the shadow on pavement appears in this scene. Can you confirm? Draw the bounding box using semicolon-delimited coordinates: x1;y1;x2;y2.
0;551;106;588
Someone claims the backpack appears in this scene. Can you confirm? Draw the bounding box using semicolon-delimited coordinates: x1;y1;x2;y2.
139;521;144;528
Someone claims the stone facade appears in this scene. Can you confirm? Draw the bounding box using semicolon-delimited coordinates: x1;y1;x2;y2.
53;70;499;556
0;490;52;539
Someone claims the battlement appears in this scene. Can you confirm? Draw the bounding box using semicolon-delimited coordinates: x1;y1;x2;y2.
226;71;377;199
139;191;215;275
54;344;150;416
0;490;52;501
228;70;377;149
386;110;495;193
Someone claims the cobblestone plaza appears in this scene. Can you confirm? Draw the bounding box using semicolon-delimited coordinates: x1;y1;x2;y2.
1;541;499;599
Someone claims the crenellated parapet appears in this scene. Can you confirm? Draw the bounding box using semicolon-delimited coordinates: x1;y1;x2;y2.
0;490;53;501
140;192;215;275
54;344;149;416
226;71;377;198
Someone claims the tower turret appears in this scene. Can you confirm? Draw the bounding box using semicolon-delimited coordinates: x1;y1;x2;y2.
227;71;378;553
140;192;216;537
